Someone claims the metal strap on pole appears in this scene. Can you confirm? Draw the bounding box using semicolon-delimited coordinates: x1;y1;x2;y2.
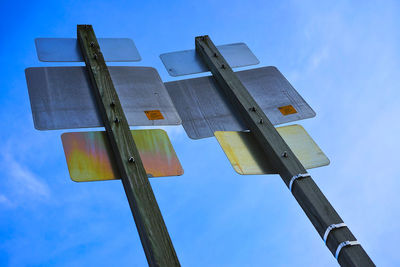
289;173;311;192
336;241;361;260
323;223;347;244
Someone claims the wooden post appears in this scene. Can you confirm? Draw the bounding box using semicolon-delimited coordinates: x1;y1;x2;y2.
77;25;180;267
195;35;374;267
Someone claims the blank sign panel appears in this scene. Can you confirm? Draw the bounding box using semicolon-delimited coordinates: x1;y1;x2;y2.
215;125;329;175
62;129;183;181
165;66;315;139
35;38;141;62
26;66;181;130
160;43;259;76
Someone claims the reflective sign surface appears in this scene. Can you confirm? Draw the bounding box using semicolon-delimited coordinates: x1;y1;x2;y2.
160;43;259;76
214;125;329;175
35;38;141;62
61;129;183;181
26;67;181;130
165;67;316;139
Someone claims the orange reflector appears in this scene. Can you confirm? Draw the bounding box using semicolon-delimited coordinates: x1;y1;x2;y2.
144;110;164;120
278;105;297;116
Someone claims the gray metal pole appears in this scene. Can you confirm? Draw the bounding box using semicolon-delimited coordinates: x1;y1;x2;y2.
195;35;374;267
77;25;180;267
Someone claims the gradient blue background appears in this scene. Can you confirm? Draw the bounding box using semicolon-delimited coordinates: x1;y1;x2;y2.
0;0;399;266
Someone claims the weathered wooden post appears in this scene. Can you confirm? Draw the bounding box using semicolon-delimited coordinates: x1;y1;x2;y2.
77;25;180;267
195;35;374;267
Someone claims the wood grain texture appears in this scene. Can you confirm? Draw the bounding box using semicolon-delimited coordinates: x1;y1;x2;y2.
77;25;180;267
195;35;374;267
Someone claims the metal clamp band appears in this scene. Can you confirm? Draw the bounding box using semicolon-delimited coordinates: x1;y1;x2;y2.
289;173;311;192
323;223;347;244
335;240;360;260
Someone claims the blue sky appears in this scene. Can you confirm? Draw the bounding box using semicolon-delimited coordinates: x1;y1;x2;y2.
0;0;399;266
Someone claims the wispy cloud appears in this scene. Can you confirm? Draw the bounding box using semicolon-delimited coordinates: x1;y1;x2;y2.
0;194;12;207
0;152;50;206
309;46;330;71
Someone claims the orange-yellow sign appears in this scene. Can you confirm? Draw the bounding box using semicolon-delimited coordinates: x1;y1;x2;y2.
214;125;330;175
278;105;297;116
144;110;164;120
61;129;183;182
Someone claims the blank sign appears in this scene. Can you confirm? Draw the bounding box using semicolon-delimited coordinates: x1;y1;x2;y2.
215;125;330;175
62;129;184;182
26;66;181;130
160;43;259;76
35;38;141;62
165;66;316;139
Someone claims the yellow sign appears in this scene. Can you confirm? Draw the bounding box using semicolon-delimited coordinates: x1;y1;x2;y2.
144;110;164;120
214;125;329;175
61;129;183;182
278;105;297;116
